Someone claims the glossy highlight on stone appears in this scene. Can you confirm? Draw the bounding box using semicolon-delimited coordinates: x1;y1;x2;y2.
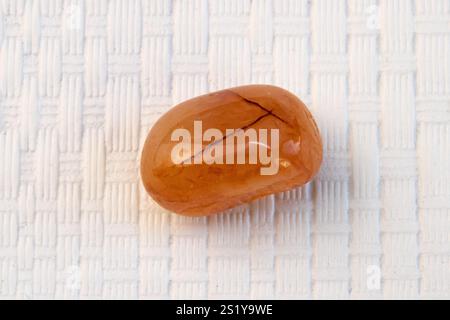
140;85;323;216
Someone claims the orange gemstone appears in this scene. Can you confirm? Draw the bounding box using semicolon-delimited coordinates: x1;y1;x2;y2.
140;85;323;216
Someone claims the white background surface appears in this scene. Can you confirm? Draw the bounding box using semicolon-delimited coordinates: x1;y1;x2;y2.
0;0;449;299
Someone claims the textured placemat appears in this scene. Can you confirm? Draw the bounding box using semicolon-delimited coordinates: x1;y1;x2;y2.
0;0;449;299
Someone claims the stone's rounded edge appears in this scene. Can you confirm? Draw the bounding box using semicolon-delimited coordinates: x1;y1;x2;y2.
176;179;304;217
140;129;160;209
304;108;324;181
139;84;323;217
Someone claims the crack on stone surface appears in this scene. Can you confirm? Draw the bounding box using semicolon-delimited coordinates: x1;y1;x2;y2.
228;90;291;126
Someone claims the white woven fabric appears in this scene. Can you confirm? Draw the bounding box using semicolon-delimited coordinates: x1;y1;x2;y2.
0;0;449;300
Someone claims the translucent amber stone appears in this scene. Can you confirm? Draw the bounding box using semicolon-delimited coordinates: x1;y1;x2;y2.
141;85;323;216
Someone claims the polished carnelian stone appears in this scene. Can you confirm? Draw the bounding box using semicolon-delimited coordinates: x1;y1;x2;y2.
140;85;323;216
